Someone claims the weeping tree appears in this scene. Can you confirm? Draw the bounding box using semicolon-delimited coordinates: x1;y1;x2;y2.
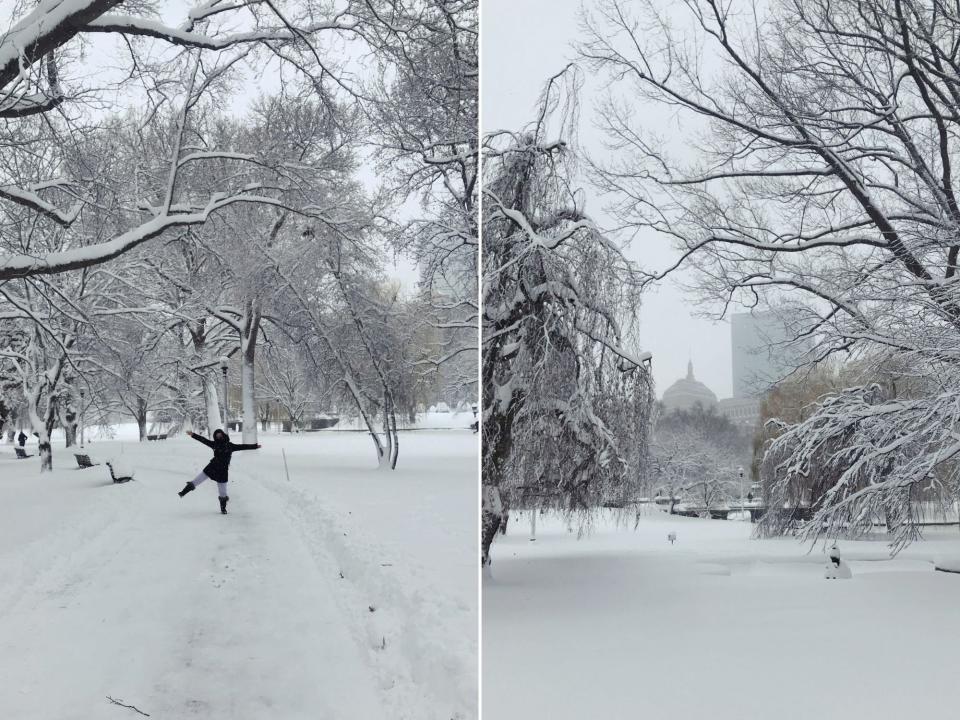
481;71;655;566
757;363;953;551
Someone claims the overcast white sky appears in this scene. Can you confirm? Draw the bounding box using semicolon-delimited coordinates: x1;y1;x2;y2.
481;0;734;398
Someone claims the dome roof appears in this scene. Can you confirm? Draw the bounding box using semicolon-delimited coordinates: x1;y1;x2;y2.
661;360;718;412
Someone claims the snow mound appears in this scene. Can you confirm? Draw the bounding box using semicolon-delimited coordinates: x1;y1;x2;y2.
934;555;960;573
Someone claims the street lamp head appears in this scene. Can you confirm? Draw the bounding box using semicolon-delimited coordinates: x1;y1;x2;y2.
219;356;229;371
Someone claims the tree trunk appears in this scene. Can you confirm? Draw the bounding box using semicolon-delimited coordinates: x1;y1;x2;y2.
189;319;222;433
389;396;399;469
24;382;53;471
481;486;504;568
136;397;148;441
258;401;270;432
204;376;222;433
377;394;401;469
60;401;77;448
379;395;393;470
64;423;77;448
29;408;53;472
42;398;59;470
328;264;399;469
241;310;259;444
38;435;53;471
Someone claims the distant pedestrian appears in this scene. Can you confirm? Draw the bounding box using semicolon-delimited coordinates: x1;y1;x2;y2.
178;429;260;514
17;431;26;447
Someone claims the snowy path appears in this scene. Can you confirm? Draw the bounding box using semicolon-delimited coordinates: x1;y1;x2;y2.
0;431;477;720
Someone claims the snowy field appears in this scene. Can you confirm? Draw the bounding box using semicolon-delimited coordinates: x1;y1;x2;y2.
484;510;960;719
0;428;477;720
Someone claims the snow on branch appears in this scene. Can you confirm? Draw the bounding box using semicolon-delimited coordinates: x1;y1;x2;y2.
82;13;357;50
0;184;81;226
0;0;122;92
0;91;64;118
0;192;325;281
0;0;356;110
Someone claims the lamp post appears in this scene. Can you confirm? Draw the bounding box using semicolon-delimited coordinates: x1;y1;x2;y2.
738;466;745;521
79;388;85;447
219;356;229;431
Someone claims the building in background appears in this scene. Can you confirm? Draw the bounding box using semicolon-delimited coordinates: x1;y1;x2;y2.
659;359;761;431
717;396;760;429
660;311;802;430
731;311;799;398
660;360;718;413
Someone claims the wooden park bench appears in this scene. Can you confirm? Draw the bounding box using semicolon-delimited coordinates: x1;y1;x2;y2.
146;434;169;441
74;453;99;469
106;462;134;484
14;447;32;459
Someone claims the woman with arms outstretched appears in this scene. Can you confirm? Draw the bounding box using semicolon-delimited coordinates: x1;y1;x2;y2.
178;429;261;514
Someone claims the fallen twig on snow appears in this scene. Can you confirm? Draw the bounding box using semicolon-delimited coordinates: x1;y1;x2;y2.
106;696;150;717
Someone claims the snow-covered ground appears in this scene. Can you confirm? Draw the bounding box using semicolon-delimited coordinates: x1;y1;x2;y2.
484;509;960;719
337;408;478;431
0;428;477;720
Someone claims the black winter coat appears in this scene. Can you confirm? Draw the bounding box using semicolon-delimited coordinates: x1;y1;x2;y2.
190;433;258;483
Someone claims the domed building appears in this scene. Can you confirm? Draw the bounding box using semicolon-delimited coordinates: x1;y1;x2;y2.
661;360;718;413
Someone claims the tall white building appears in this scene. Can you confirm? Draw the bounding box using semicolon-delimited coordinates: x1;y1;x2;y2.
731;311;796;399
